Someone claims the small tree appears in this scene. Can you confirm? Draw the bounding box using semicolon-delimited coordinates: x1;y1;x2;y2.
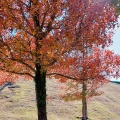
48;46;120;120
47;0;120;120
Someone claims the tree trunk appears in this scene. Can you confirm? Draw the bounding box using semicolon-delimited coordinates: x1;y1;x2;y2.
34;63;47;120
81;81;88;120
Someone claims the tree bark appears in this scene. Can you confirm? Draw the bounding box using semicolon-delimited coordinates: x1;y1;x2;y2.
81;81;88;120
34;63;47;120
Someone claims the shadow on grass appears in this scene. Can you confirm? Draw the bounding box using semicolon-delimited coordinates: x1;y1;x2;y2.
76;117;91;120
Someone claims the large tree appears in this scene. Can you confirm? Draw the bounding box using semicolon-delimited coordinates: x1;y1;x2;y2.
0;0;118;120
0;0;67;120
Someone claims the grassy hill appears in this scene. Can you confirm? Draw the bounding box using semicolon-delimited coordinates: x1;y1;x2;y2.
0;78;120;120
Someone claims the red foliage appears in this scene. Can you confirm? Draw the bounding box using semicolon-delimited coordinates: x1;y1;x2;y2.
0;0;119;101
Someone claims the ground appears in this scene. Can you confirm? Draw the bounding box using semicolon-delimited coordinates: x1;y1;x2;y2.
0;77;120;120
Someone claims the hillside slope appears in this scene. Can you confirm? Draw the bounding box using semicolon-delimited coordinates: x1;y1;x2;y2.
0;78;120;120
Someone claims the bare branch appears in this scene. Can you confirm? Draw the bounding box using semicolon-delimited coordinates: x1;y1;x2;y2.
0;67;34;78
47;72;79;81
19;0;31;10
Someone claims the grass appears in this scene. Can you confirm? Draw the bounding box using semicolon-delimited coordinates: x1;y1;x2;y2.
0;78;120;120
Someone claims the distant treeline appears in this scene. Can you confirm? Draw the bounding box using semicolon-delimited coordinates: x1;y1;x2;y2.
110;81;120;84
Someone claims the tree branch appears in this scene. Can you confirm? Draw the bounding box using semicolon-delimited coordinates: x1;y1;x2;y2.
11;58;35;72
41;58;57;67
47;72;79;81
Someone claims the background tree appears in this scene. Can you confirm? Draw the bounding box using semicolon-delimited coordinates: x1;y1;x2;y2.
110;0;120;13
47;0;120;120
50;47;120;120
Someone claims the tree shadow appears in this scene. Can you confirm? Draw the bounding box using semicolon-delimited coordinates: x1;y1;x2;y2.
76;117;91;120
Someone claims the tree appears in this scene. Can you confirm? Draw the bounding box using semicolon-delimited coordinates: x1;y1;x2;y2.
0;0;67;120
0;0;118;120
52;47;120;120
110;0;120;13
47;0;120;120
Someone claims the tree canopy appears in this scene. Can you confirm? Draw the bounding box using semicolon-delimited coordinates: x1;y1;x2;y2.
0;0;120;120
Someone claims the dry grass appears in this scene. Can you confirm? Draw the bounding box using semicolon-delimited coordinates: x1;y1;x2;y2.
0;78;120;120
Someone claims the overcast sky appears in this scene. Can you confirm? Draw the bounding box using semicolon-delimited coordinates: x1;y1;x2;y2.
109;23;120;54
109;17;120;81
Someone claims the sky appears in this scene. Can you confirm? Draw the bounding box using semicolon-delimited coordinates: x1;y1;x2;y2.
109;19;120;54
108;17;120;81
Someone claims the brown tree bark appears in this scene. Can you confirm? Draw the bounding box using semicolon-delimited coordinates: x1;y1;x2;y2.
34;63;47;120
81;81;88;120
